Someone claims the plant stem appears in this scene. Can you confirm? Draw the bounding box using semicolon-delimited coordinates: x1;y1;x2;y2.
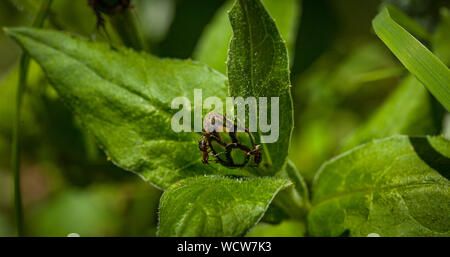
11;55;28;237
273;161;311;222
11;0;52;237
273;188;309;222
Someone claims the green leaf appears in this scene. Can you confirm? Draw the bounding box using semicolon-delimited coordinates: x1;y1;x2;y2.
193;0;300;74
259;204;289;224
273;160;310;220
246;220;305;237
341;75;444;151
227;0;294;175
433;8;450;66
4;27;251;189
157;176;291;237
373;6;450;111
309;135;450;237
259;161;310;223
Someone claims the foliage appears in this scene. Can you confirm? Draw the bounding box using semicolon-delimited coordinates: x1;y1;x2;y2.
193;0;300;74
158;176;291;236
227;0;294;175
373;5;450;111
309;136;449;236
1;0;449;237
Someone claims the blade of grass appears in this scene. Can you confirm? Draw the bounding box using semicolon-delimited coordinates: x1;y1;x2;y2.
373;5;450;111
10;0;52;237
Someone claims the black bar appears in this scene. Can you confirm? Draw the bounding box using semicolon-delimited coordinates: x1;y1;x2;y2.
0;237;446;256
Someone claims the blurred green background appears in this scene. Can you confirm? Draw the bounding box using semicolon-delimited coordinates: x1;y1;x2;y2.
0;0;448;236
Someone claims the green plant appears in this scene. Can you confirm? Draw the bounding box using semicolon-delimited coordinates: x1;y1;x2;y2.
3;0;449;236
10;0;52;236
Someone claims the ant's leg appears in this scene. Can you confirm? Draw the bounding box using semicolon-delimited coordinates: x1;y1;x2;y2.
212;151;227;157
247;144;260;155
226;142;239;149
248;131;257;148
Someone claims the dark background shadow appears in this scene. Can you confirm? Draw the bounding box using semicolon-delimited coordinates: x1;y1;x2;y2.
409;137;450;180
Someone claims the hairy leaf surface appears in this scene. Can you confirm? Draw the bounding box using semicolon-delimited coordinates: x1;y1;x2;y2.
228;0;294;175
5;27;250;189
158;176;291;236
309;136;450;236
